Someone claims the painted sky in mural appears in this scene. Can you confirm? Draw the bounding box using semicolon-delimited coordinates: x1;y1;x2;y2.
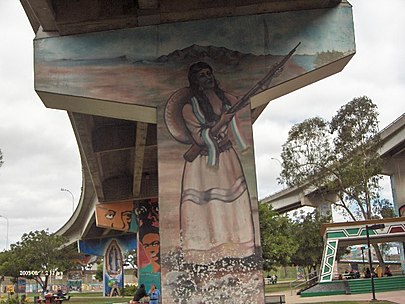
34;5;355;126
35;6;353;62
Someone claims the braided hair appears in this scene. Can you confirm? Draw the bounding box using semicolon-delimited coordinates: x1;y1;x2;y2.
188;62;231;123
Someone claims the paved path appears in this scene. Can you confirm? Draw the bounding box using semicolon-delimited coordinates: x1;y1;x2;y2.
267;289;405;303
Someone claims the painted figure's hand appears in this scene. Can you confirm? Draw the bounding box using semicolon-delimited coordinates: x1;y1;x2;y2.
211;112;233;136
217;111;233;128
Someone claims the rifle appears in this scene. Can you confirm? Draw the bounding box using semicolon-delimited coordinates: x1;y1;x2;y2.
183;42;301;162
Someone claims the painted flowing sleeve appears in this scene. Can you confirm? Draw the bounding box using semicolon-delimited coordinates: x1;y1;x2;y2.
182;103;207;146
182;101;221;167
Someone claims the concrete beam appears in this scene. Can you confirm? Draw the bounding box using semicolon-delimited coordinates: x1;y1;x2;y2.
37;91;157;124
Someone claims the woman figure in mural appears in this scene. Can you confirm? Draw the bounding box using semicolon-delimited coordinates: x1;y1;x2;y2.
140;227;161;272
165;61;255;264
106;240;122;276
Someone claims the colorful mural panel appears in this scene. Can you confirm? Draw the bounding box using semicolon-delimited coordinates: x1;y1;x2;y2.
158;59;265;302
78;234;136;256
78;235;136;296
137;199;161;291
95;201;138;232
34;6;355;110
67;280;82;293
104;240;123;296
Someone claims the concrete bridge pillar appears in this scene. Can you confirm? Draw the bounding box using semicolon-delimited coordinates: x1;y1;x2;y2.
387;158;405;272
30;2;355;302
157;83;264;302
137;199;161;291
389;163;405;216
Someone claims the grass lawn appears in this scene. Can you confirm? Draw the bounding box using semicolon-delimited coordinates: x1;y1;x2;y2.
11;293;132;304
264;283;397;304
62;296;131;304
265;281;293;293
10;291;397;304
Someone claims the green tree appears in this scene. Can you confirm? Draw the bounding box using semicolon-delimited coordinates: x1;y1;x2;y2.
259;203;297;271
94;262;104;282
290;209;331;277
280;96;387;266
0;230;75;292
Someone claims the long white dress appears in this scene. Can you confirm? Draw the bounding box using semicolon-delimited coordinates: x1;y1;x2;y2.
180;90;255;264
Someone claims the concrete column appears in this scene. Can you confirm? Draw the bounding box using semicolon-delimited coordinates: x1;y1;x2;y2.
158;92;264;303
391;173;405;216
390;167;405;272
137;199;161;291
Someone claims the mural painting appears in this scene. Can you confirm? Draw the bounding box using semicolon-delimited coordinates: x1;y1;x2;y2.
105;240;123;296
159;62;267;302
95;201;138;232
159;40;299;304
34;7;355;110
78;235;136;296
67;271;83;292
34;5;355;303
136;199;161;291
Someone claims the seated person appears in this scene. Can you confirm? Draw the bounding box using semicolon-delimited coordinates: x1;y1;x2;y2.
365;268;371;278
130;284;148;304
385;266;393;277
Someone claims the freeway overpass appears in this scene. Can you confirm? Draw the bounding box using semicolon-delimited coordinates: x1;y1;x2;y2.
261;113;405;214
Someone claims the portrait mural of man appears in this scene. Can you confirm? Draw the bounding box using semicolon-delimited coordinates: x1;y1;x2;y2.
95;201;138;232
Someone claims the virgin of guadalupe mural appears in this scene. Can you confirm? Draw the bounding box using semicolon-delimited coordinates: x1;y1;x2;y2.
105;240;123;276
165;61;255;264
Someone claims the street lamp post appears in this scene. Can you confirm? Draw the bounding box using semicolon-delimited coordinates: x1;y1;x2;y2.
365;223;385;302
61;188;75;213
270;157;284;189
0;214;9;250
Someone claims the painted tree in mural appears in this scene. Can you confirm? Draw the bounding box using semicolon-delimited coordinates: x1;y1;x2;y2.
0;230;75;292
279;96;387;265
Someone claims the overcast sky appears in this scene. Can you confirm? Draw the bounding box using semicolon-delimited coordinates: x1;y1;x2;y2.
0;1;404;251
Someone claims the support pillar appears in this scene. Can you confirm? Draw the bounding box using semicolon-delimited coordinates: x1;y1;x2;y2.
158;86;264;303
320;240;338;282
390;171;405;273
137;199;161;291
